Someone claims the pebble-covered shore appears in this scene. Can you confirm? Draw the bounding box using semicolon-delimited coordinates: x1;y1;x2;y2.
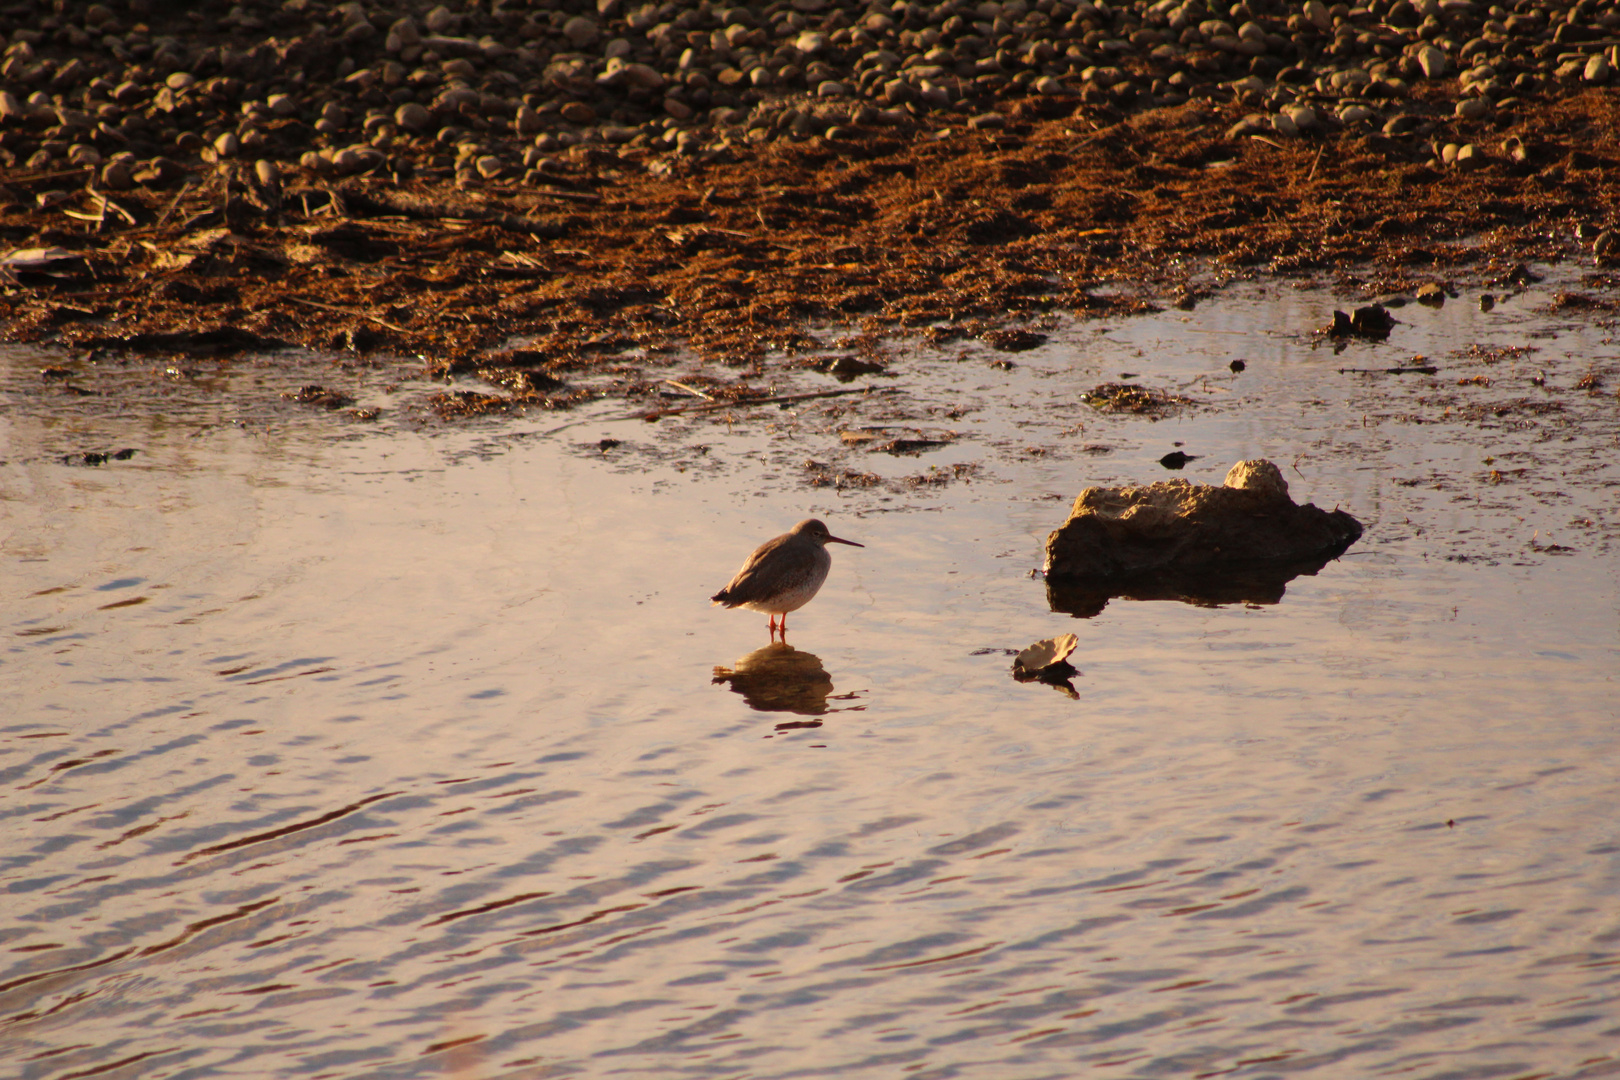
4;0;1619;188
3;0;1619;409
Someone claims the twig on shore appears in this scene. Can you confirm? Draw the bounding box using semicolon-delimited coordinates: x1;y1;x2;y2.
637;386;902;419
154;179;194;228
1338;365;1438;375
289;297;412;333
663;379;715;400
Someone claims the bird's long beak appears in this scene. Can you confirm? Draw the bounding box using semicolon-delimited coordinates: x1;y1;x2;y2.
827;535;864;547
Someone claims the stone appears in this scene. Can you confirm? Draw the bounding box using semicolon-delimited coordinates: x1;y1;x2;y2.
390;17;421;47
68;143;102;166
1271;111;1299;137
1417;45;1448;78
1454;142;1485;169
1585;53;1611;82
563;15;599;48
165;71;196;91
1226;113;1268;138
816;79;849;96
1338;104;1375;123
560;101;597;124
621;63;665;90
102;159;135;189
1454;96;1489;120
424;5;456;33
213;131;239;157
395;102;431;131
1042;458;1363;587
515;103;542;135
1284;104;1318;130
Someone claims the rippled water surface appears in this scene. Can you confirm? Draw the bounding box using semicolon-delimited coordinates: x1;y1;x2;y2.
4;279;1619;1079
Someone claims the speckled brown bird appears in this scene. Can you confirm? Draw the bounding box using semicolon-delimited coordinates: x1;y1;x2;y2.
711;519;864;639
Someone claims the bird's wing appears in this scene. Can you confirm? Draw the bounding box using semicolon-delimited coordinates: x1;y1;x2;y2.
712;533;791;605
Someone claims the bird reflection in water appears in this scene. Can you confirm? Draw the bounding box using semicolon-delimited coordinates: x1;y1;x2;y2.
712;642;840;725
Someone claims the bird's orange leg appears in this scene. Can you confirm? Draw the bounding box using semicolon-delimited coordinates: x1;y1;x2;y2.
779;613;789;638
767;614;780;639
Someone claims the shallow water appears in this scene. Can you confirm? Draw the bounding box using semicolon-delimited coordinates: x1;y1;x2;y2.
3;278;1619;1080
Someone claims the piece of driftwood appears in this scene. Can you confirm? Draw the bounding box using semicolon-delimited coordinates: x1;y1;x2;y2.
334;185;570;238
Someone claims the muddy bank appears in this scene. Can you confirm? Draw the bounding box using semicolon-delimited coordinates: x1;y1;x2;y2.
4;0;1620;419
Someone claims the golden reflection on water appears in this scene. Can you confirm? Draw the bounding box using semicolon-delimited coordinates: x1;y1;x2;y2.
3;281;1619;1079
713;643;835;716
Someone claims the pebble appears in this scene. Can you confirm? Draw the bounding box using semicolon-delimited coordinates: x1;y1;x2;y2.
1284;105;1319;131
1226;114;1268;139
102;159;134;189
424;5;456;34
563;16;599;49
1455;97;1490;121
396;103;431;132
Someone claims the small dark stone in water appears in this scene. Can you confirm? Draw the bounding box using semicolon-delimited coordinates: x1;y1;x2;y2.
1415;283;1447;306
1229;359;1246;373
812;355;884;380
113;448;137;460
1159;451;1201;469
284;385;355;409
1479;294;1496;312
597;438;621;451
39;366;73;379
1328;304;1395;340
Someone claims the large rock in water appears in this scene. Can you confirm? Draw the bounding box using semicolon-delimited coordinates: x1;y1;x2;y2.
1044;460;1363;582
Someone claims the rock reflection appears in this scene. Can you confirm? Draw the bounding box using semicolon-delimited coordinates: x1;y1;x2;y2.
1046;556;1347;619
713;643;833;716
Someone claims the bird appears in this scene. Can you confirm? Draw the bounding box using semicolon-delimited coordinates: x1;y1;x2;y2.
711;519;863;639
